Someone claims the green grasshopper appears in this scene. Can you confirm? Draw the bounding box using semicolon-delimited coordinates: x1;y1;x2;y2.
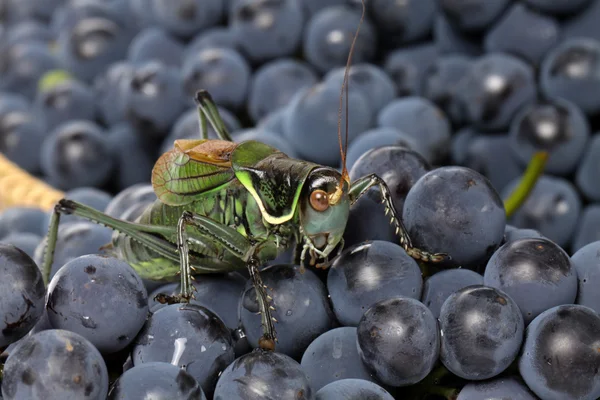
42;3;447;352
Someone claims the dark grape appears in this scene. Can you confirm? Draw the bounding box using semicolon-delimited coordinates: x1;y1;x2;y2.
105;183;156;219
229;0;304;64
213;349;312;400
247;58;317;123
519;305;600;400
40;120;114;190
6;23;53;49
421;268;484;319
328;241;422;326
94;61;135;127
345;128;424;171
383;43;438;97
509;99;590;176
457;376;537;400
484;3;560;67
357;297;440;386
0;244;45;348
421;55;473;125
540;38;600;115
0;42;59;99
0;207;47;239
56;14;133;82
33;221;113;281
185;27;239;58
106;124;156;190
367;0;436;45
450;127;478;166
1;329;109;399
462;135;524;194
402;166;506;269
46;254;149;354
315;379;394;400
132;303;234;396
303;5;377;73
439;285;524;380
0;232;42;259
576;133;600;202
0;101;46;174
571;240;600;314
283;83;372;166
300;327;376;391
123;60;186;136
439;0;511;32
34;74;97;132
348;144;431;214
501;175;581;248
561;0;600;41
181;47;251;111
324;63;396;115
300;0;347;17
503;227;545;243
484;237;578;325
127;27;184;67
108;362;206;400
455;53;536;131
377;96;451;164
149;0;222;39
572;205;600;253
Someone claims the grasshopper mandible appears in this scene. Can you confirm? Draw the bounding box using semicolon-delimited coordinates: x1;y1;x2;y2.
42;1;448;351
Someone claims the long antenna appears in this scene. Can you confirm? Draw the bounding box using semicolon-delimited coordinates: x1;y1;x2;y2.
331;0;365;205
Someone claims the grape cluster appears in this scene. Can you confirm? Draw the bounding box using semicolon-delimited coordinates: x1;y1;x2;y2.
1;0;600;399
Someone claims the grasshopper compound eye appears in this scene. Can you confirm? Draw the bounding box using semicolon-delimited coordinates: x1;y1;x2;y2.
310;189;329;212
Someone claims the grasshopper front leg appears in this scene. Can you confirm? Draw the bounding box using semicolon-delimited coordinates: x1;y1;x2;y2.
349;174;449;263
173;211;277;351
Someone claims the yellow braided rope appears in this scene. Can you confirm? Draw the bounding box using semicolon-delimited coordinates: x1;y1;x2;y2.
0;153;64;212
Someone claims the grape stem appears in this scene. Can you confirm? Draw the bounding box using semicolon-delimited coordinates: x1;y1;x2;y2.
503;151;549;218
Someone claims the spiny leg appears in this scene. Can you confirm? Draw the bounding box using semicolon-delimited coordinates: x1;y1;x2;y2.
171;210;277;350
194;90;233;142
247;257;277;351
176;213;194;302
43;199;182;285
349;174;449;263
46;201;278;350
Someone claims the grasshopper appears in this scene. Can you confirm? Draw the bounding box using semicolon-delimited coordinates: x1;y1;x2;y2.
42;2;448;351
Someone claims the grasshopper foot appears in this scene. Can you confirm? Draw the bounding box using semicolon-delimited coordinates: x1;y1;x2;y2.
258;335;276;351
153;293;192;305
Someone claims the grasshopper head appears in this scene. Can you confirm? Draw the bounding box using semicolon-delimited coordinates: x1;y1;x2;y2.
299;167;350;263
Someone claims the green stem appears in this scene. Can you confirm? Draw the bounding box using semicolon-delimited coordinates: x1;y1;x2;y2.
503;151;548;218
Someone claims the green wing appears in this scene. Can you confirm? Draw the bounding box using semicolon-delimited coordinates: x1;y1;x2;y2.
152;139;237;206
232;141;318;224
